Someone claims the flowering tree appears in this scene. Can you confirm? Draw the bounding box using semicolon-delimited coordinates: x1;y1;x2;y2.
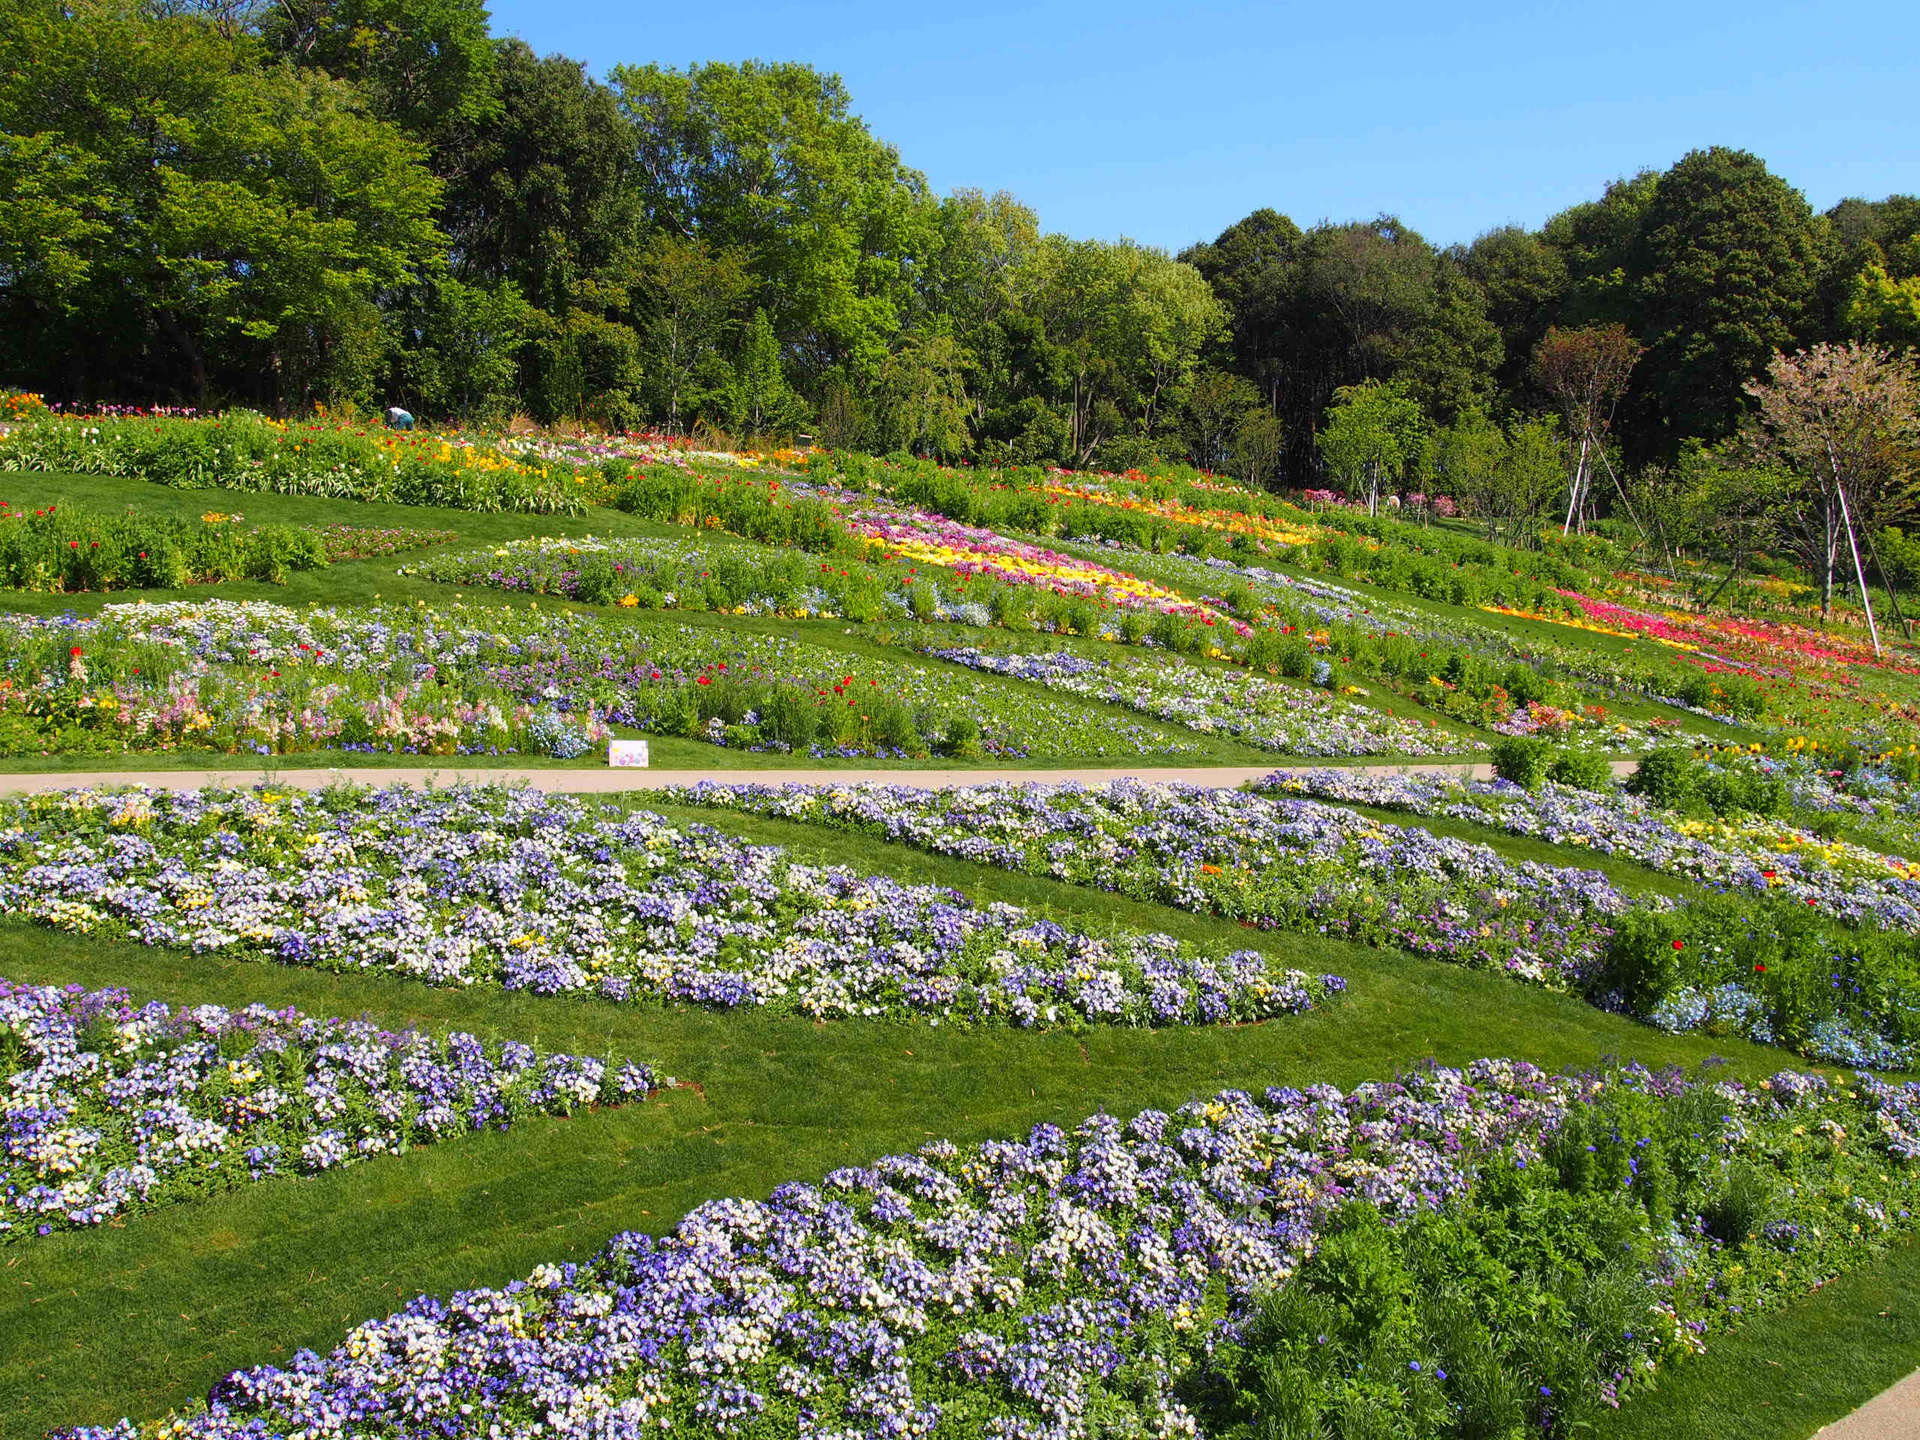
1745;341;1920;640
1532;323;1642;534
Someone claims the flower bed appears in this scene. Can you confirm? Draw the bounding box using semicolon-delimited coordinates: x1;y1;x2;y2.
669;780;1638;989
1;976;664;1241
60;1058;1920;1439
0;600;1196;761
1265;769;1920;925
1261;770;1920;1066
1055;541;1738;741
0;603;609;758
923;645;1477;757
847;504;1246;633
0;784;1341;1028
0;414;589;515
407;533;1005;627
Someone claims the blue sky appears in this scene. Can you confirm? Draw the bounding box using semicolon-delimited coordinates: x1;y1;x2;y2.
486;0;1919;253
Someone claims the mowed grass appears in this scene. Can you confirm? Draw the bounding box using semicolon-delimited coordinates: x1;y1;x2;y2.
1601;1232;1920;1440
0;799;1889;1439
0;471;1347;773
3;472;1918;1436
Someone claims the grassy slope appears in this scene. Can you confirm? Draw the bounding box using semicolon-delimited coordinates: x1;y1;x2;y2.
1602;1233;1920;1440
0;800;1900;1438
2;471;1916;1437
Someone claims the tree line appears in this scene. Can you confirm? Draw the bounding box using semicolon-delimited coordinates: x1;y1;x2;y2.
2;0;1917;485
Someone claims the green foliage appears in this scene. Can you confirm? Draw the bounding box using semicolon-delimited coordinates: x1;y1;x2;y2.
1597;891;1920;1057
611;59;935;379
1627;747;1698;809
1196;1162;1668;1439
1845;263;1920;349
0;503;433;591
1316;379;1432;512
1490;735;1553;789
1630;147;1821;452
1627;747;1788;817
634;233;754;433
722;310;809;441
0;414;587;515
0;0;447;409
1546;748;1614;791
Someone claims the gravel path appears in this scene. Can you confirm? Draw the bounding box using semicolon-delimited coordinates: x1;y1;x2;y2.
0;757;1638;794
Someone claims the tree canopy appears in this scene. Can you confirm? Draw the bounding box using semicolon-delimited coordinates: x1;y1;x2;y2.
1;0;1915;487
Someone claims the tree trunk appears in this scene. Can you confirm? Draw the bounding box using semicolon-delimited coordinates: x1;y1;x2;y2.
157;310;208;409
1837;481;1882;656
1562;433;1590;535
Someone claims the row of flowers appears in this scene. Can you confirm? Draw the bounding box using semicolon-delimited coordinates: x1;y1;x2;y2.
663;778;1920;1068
59;1057;1920;1439
0;498;456;593
0;600;1199;761
2;976;666;1242
1258;768;1920;1069
0;414;593;516
920;644;1476;758
845;503;1248;632
1560;589;1920;680
1263;769;1920;926
598;455;1758;743
0;783;1343;1028
666;780;1639;991
405;533;1010;629
1054;537;1741;740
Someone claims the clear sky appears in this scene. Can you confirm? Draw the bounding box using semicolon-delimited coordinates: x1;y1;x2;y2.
486;0;1918;254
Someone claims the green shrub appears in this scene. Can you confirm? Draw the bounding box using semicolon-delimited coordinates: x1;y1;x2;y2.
1275;638;1313;680
1490;736;1553;789
574;556;618;606
1694;765;1789;817
1626;747;1697;809
1594;906;1690;1015
1500;662;1552;709
941;714;983;759
1545;749;1614;792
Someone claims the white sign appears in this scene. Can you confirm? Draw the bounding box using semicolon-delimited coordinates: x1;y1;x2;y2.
608;739;651;768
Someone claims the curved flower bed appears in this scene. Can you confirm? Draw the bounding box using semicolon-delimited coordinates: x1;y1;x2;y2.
848;504;1248;632
60;1060;1920;1440
0;413;590;515
1264;770;1920;927
668;781;1639;989
0;784;1340;1029
405;534;974;623
1260;771;1920;1066
0;600;1199;761
1;977;664;1241
924;645;1477;758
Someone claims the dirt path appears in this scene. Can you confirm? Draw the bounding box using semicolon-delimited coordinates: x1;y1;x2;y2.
0;757;1638;794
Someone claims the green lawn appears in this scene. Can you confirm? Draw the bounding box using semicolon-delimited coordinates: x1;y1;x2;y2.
0;470;1393;772
0;802;1897;1439
3;469;1918;1440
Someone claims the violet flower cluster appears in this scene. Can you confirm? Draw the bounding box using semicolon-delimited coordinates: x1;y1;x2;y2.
668;780;1643;990
923;645;1474;758
1;976;664;1241
1263;769;1920;927
0;784;1340;1028
57;1059;1920;1440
